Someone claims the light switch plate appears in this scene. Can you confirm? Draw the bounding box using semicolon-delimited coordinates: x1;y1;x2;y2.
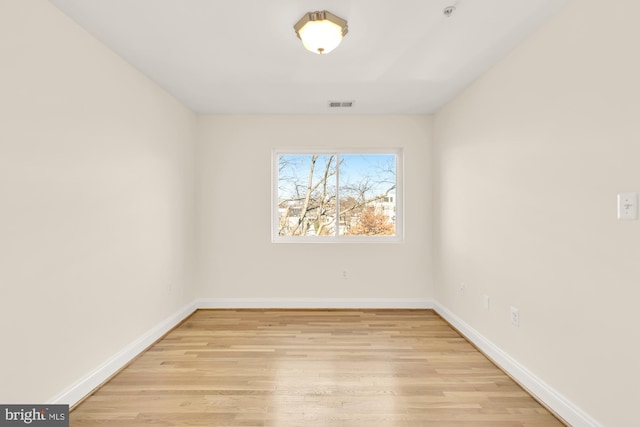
617;193;638;220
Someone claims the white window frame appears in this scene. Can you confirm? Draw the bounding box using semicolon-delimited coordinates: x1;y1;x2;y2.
272;148;404;243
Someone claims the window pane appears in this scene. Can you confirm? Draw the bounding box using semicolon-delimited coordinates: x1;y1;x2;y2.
338;154;396;236
277;154;337;236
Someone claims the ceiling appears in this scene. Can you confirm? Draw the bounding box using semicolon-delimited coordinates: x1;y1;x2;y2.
49;0;567;114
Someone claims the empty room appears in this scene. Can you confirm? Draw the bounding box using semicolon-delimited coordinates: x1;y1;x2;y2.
1;0;638;426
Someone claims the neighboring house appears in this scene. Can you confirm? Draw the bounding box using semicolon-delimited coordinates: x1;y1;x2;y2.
279;194;396;236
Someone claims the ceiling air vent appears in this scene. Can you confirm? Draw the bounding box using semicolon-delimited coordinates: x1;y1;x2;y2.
328;101;354;108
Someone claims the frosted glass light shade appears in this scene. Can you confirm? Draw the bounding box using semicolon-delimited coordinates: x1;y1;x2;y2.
298;19;343;54
294;11;348;55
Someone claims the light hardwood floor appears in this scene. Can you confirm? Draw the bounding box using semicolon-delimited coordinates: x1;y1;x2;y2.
71;309;565;426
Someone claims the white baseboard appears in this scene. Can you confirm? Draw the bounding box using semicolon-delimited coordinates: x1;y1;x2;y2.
433;302;601;427
49;300;198;407
197;297;434;309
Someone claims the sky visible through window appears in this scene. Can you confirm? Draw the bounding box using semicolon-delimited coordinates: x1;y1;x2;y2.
276;153;397;238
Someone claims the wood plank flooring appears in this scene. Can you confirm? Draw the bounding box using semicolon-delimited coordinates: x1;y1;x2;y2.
71;309;565;426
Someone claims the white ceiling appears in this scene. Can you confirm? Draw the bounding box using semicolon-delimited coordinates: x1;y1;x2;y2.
49;0;567;114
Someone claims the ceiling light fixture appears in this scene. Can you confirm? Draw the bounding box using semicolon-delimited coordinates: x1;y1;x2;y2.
294;10;348;55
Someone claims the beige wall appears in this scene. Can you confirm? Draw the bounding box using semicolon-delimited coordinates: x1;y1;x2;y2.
196;115;433;302
0;0;197;402
433;0;640;425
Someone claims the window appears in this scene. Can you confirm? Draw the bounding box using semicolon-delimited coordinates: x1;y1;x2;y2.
273;150;402;242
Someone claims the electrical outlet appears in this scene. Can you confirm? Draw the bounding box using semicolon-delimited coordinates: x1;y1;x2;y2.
342;270;348;280
458;282;465;296
483;295;490;311
510;306;519;327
